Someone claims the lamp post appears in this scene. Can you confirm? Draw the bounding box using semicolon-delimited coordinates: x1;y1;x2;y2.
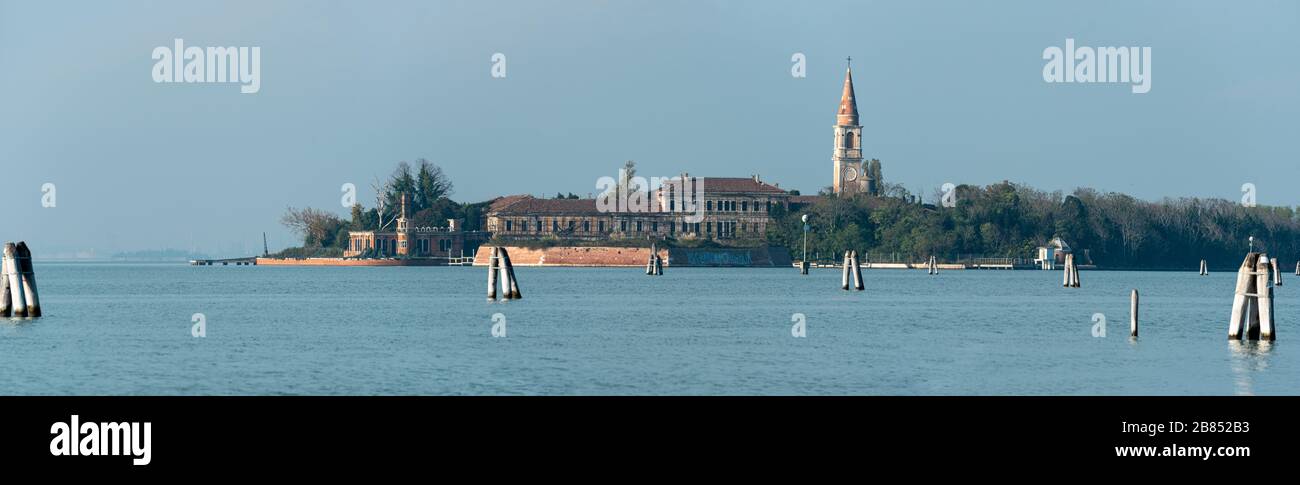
801;214;810;275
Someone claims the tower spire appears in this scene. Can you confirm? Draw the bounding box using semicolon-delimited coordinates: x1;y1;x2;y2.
837;61;859;126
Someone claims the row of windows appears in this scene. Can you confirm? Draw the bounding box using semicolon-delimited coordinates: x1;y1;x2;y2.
500;218;764;238
665;199;774;213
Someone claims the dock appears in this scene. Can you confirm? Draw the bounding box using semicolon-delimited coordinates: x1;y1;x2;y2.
190;257;258;266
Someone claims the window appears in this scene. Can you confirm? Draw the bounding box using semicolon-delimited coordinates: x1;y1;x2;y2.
439;239;451;252
741;201;748;212
651;221;658;232
420;239;430;253
707;200;713;211
583;220;590;232
568;220;575;231
505;220;513;231
553;220;559;231
707;222;713;234
636;221;643;232
599;221;606;232
536;220;542;232
620;220;628;232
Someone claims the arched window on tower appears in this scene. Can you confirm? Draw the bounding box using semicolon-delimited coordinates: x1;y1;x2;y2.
843;131;854;149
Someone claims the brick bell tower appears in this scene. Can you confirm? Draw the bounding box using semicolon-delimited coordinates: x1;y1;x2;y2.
832;58;867;195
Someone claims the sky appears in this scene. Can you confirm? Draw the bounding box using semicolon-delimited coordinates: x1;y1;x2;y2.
1;0;1297;257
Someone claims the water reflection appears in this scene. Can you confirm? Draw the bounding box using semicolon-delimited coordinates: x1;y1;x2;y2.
1228;340;1274;395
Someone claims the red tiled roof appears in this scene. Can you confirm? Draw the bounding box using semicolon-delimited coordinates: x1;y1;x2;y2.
488;195;601;215
665;177;789;194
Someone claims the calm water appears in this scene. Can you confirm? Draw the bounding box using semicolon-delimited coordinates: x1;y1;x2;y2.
0;262;1293;395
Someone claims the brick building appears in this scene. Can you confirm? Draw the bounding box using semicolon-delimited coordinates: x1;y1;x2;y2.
485;176;791;242
343;194;485;258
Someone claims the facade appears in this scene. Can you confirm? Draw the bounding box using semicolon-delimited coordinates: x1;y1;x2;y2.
831;62;880;196
485;176;790;243
343;194;483;258
1035;237;1072;270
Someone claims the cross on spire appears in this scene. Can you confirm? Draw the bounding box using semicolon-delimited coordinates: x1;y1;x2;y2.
846;56;852;68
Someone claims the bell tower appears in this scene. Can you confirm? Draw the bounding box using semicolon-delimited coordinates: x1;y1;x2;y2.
833;58;866;195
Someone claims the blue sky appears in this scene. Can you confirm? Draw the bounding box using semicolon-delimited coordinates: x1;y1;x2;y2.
1;0;1296;257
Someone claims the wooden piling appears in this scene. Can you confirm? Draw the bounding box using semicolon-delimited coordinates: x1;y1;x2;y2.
800;260;809;275
646;244;656;276
1062;253;1072;287
841;250;851;291
1228;253;1257;339
1272;257;1282;286
500;247;521;300
0;247;10;318
15;242;39;317
851;250;864;291
2;243;25;317
1200;259;1208;275
1130;289;1139;337
487;246;500;301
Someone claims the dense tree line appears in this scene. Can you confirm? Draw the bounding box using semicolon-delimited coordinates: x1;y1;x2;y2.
768;181;1300;269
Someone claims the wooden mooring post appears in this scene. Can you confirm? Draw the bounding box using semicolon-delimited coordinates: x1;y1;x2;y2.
1200;259;1208;276
841;250;851;291
0;243;18;317
851;250;864;291
1130;289;1139;338
1228;252;1276;341
487;246;500;301
1;242;40;318
15;242;39;317
500;247;521;299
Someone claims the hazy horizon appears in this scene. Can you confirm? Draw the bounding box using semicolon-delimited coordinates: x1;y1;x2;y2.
2;0;1297;257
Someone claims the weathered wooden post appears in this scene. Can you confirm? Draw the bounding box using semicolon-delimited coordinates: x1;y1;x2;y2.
653;251;663;276
1229;253;1268;340
646;244;656;276
1227;254;1249;339
1200;259;1208;276
851;250;864;291
1257;255;1275;340
841;250;851;291
1295;261;1299;276
0;247;11;318
1064;253;1080;288
1130;289;1139;337
15;242;39;317
2;243;25;317
500;247;521;300
1062;253;1072;287
487;246;500;301
1272;257;1282;286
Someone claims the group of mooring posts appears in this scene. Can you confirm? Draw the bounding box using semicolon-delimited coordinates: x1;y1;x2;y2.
926;255;938;275
1199;259;1209;276
645;244;664;276
840;250;864;291
1;241;41;318
1228;252;1280;341
1061;253;1081;288
486;247;522;301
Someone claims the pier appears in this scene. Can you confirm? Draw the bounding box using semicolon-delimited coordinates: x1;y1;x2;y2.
190;257;258;266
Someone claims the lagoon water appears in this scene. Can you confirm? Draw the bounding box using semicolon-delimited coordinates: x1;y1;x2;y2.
0;262;1293;395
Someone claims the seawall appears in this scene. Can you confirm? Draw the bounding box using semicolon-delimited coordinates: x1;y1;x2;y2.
471;246;791;267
